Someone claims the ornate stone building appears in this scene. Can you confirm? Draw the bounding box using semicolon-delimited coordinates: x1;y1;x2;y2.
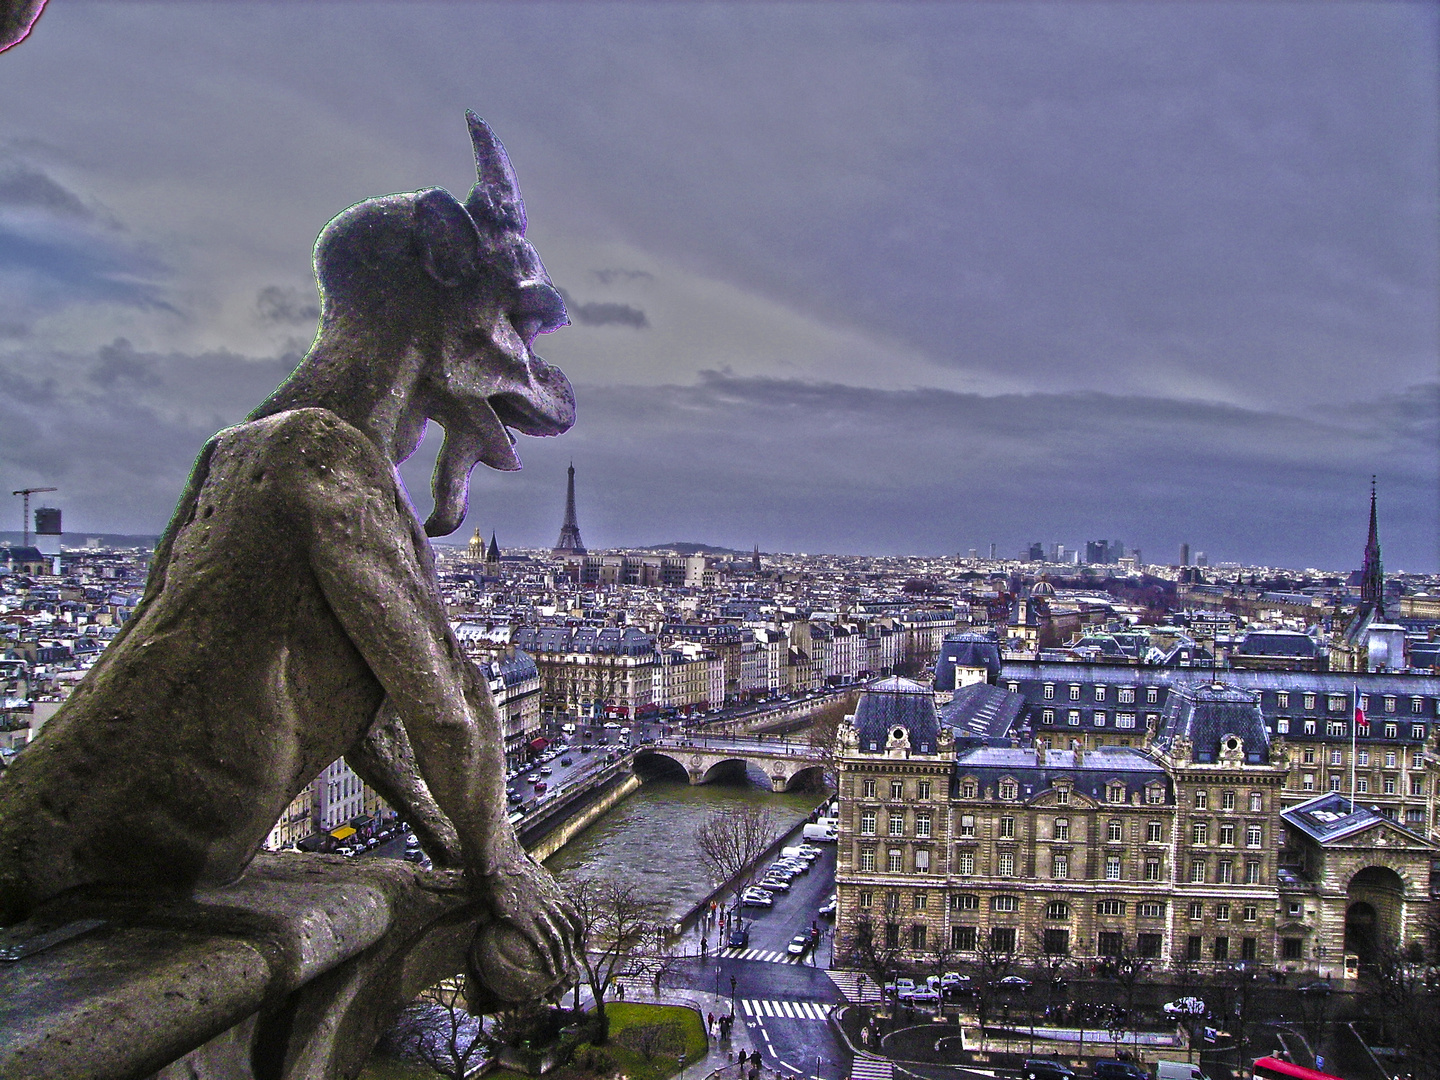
833;675;1437;981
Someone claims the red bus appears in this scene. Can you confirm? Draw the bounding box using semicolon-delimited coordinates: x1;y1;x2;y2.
1251;1056;1346;1080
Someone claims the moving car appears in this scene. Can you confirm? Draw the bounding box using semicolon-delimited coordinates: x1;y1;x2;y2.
907;988;941;1007
940;972;973;998
1296;980;1332;996
728;924;749;948
1092;1060;1148;1080
786;933;811;957
995;975;1032;990
1163;997;1207;1018
1023;1060;1076;1080
884;977;915;1000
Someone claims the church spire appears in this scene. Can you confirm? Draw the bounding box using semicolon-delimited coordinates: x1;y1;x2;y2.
552;462;586;555
1361;476;1385;617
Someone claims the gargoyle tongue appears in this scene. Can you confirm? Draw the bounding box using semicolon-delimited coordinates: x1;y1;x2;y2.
424;401;519;538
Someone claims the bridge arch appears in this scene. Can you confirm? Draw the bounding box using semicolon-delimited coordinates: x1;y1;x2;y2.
776;764;828;793
632;749;688;783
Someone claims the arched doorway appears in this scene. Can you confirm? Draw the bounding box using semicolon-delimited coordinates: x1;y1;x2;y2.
1346;866;1406;966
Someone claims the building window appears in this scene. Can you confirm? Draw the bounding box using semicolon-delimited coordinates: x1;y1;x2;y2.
1302;774;1315;791
1147;687;1159;704
1094;711;1107;727
1412;777;1426;797
888;813;905;837
1414;725;1426;740
1108;820;1124;842
1105;855;1122;880
1096;899;1125;916
1187;936;1203;961
1054;817;1070;842
951;893;979;911
1221;790;1236;810
1217;860;1233;884
1386;750;1397;767
1052;854;1069;879
1303;747;1315;764
1413;698;1425;714
1054;787;1069;805
885;923;899;948
999;816;1015;839
1044;928;1070;954
1304;694;1316;710
915;893;928;911
1098;931;1124;956
863;778;877;798
1354;777;1367;794
1140;901;1165;918
958;814;975;838
1119;713;1137;730
1385;696;1397;713
1215;903;1230;922
1330;748;1343;766
990;927;1017;953
1146;784;1163;805
952;925;977;951
891;780;904;800
961;780;977;799
1304;720;1316;735
1282;938;1303;960
1044;683;1055;699
1108;784;1125;804
916;813;933;839
1384;776;1397;795
957;851;975;876
1188;901;1204;920
1246;825;1262;847
1046;901;1070;919
1148;821;1164;843
1144;858;1162;881
998;851;1015;877
1042;709;1055;725
1000;780;1018;801
887;849;904;873
1329;695;1346;712
1277;692;1290;707
1137;932;1163;958
1190;860;1206;883
1250;792;1263;812
1195;790;1208;810
1193;822;1208;845
1068;710;1081;727
1243;904;1258;922
859;890;873;909
1245;861;1261;884
1119;688;1135;703
1219;823;1235;846
917;780;932;799
993;895;1018;912
1095;686;1107;702
1386;722;1397;738
1213;937;1229;962
910;925;926;951
860;848;876;872
1070;685;1082;701
1277;718;1289;734
914;849;931;873
860;810;877;836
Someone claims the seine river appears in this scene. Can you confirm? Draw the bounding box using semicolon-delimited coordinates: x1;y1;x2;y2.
543;767;827;918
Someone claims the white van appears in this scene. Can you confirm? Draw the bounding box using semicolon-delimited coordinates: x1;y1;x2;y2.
803;823;838;842
561;723;576;735
1156;1062;1210;1080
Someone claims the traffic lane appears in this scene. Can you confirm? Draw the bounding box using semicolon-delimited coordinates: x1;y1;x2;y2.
736;848;836;956
719;958;848;1080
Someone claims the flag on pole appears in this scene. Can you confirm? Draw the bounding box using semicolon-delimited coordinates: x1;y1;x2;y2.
1351;684;1363;807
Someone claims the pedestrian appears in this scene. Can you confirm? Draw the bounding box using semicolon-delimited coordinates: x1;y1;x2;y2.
709;1012;716;1034
701;937;709;957
751;1050;761;1070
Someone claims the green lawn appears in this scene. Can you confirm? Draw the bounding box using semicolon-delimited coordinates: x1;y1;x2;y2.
487;1002;708;1080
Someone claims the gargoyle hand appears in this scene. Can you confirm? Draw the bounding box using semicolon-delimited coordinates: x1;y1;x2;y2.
468;840;583;1004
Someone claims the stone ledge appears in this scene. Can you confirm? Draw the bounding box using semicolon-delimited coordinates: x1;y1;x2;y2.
0;851;479;1080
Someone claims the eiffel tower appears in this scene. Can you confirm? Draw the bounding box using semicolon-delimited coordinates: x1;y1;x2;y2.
552;462;586;555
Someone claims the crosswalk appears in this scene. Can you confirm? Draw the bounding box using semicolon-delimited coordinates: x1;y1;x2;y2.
739;998;834;1022
825;970;879;1003
848;1053;893;1080
720;946;811;965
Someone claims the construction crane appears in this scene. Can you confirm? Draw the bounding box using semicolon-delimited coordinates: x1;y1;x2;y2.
11;487;56;548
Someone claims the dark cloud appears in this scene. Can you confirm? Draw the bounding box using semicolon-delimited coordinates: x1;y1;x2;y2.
255;284;320;327
591;268;654;286
556;288;648;329
0;163;90;217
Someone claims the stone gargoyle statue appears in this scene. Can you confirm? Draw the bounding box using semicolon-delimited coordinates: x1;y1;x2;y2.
0;113;581;1006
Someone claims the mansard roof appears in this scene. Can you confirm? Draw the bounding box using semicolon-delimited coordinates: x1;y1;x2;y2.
1282;791;1431;847
854;676;940;754
952;745;1170;804
933;632;1002;689
940;682;1024;746
1155;681;1270;764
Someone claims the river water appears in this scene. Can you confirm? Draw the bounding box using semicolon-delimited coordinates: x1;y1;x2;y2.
543;766;826;919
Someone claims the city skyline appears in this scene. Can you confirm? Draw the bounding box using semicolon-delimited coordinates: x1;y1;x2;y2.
0;3;1435;570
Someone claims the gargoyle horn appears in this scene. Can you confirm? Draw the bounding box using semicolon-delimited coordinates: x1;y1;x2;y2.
465;111;526;234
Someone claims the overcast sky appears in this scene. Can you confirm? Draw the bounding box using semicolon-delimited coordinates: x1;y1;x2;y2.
0;2;1435;570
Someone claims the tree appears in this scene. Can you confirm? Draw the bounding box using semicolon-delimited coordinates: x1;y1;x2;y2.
570;876;660;1044
385;978;490;1080
617;1020;686;1063
846;915;903;993
642;922;688;999
696;805;779;911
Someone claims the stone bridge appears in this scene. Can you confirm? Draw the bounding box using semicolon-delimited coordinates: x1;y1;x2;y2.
635;734;828;792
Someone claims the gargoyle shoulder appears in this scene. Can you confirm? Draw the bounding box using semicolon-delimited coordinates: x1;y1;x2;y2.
221;408;392;487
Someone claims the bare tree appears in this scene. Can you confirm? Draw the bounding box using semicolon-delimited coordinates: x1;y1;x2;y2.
846;915;904;993
970;940;1019;1049
641;922;688;999
696;805;779;912
618;1020;687;1063
570;876;661;1044
385;978;489;1080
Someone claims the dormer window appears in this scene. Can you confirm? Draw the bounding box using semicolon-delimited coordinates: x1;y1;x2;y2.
1000;779;1018;801
1054;786;1070;805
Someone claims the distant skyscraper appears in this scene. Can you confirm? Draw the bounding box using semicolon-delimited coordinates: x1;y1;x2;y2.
1179;542;1190;567
552;463;587;555
989;543;997;560
1360;477;1385;617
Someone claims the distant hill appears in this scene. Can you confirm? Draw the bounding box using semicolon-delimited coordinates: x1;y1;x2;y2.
637;542;750;556
0;532;159;551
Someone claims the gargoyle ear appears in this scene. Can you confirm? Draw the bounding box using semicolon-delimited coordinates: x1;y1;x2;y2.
414;188;481;287
464;111;526;234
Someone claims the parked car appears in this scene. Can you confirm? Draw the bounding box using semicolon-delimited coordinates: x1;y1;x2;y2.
757;877;790;893
526;773;540;783
908;988;941;1007
741;889;774;908
560;756;573;766
1163;996;1207;1018
940;972;973;997
995;975;1032;991
728;924;749;948
1023;1060;1076;1080
1092;1059;1148;1080
787;934;811;957
884;977;915;1000
818;896;837;919
1296;980;1333;996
